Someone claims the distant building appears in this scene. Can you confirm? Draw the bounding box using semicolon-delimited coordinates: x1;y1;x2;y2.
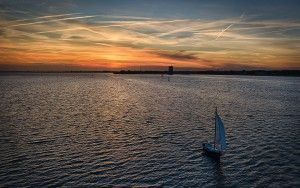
168;66;173;75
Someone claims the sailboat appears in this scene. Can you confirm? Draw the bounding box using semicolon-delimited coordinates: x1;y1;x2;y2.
203;108;227;158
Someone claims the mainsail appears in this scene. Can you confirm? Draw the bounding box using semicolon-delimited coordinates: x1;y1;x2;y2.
214;111;227;152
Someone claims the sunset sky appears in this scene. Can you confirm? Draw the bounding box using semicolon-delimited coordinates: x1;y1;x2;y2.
0;0;300;71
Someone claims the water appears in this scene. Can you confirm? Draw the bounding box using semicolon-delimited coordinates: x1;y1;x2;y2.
0;73;299;187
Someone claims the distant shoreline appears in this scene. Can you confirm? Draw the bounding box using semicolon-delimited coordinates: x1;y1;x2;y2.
115;70;300;77
0;70;299;77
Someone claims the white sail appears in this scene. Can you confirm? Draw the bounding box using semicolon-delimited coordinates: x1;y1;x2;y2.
215;112;227;152
214;111;220;148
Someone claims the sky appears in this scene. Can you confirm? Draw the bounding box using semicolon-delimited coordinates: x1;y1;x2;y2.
0;0;300;71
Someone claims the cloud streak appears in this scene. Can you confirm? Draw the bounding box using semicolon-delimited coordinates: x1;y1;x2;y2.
152;50;199;61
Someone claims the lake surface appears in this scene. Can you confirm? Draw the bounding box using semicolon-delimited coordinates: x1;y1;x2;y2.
0;73;299;187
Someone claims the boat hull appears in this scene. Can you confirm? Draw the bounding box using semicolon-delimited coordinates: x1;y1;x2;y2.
202;143;222;158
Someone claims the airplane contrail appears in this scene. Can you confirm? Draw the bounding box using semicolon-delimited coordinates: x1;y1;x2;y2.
98;15;152;20
36;28;83;34
10;13;82;23
7;15;97;27
215;23;234;40
215;12;245;40
7;14;155;28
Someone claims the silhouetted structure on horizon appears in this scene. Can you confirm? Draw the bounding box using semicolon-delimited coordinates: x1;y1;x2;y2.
168;66;173;75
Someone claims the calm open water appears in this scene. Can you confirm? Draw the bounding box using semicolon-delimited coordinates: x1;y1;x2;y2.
0;73;299;187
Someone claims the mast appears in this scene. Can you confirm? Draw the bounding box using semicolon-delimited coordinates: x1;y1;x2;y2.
214;107;217;149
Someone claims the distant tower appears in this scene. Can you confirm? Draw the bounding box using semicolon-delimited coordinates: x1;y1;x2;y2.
168;66;173;75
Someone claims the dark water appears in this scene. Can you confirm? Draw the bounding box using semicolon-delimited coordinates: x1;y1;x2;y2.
0;73;299;187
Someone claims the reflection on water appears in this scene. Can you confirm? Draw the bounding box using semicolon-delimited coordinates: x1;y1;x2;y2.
202;153;226;187
214;158;225;187
0;73;299;187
